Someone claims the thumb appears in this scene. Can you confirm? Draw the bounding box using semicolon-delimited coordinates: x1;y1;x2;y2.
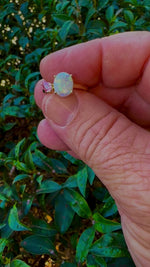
42;90;150;191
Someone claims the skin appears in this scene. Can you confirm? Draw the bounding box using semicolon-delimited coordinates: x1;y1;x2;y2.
34;31;150;266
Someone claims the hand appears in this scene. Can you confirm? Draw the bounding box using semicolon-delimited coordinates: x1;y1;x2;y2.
34;31;150;267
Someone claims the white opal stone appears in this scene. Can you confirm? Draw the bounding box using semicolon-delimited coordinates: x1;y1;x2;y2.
53;72;73;97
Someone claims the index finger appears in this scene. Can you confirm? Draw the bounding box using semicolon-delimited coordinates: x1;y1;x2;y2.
40;31;150;88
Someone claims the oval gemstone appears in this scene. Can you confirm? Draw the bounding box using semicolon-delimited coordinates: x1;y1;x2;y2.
53;72;73;97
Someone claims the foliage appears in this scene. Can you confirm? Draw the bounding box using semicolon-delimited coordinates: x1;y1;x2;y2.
1;0;150;265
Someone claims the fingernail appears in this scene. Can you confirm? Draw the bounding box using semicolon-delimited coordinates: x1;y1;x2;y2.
43;93;78;126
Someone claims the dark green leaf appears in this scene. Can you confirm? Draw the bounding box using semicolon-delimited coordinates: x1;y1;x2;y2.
59;20;74;42
24;149;35;170
124;10;134;23
87;254;107;267
36;180;62;194
21;235;55;255
15;138;26;160
0;223;6;229
25;72;40;88
64;189;92;218
31;219;57;237
55;193;75;233
93;212;121;233
85;7;96;28
76;227;95;263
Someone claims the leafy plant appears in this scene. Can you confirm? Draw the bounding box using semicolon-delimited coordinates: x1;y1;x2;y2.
2;0;150;265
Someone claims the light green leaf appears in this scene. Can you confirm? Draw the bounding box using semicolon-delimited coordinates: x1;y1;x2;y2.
100;196;118;217
64;189;92;218
36;180;62;194
77;167;88;197
87;166;95;185
0;238;8;253
76;227;95;263
8;205;31;231
62;175;78;189
13;174;30;184
10;259;30;267
93;212;121;233
110;21;127;31
90;233;129;258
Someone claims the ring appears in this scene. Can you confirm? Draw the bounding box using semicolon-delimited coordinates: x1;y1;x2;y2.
42;72;87;97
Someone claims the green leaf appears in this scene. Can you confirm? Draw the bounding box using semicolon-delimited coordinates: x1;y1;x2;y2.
77;167;88;197
87;254;107;267
100;196;118;217
98;0;109;9
48;158;67;174
0;223;6;229
13;174;30;184
64;189;92;218
15;138;26;160
2;122;16;131
85;7;96;28
87;166;95;185
36;180;62;194
52;14;71;26
76;227;95;263
31;219;57;237
24;148;35;170
2;106;23;117
105;5;114;23
21;235;55;255
93;212;121;233
8;205;31;231
0;238;8;253
14;161;31;173
90;233;129;258
62;175;78;189
124;10;134;23
110;21;127;31
55;193;75;233
25;72;40;88
22;197;34;216
59;20;74;42
33;149;53;172
10;259;30;267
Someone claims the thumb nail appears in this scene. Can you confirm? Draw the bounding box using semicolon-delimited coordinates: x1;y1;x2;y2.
43;93;78;126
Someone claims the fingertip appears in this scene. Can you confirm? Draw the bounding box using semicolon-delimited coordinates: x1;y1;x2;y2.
37;119;69;150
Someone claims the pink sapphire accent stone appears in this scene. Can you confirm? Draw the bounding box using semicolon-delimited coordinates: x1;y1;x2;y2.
42;80;53;93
